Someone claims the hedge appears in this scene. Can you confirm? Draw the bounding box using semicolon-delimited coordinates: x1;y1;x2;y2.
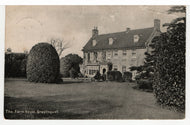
153;23;185;111
26;43;60;83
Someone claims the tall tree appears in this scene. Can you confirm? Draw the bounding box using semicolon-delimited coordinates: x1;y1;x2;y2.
153;6;185;111
130;36;158;82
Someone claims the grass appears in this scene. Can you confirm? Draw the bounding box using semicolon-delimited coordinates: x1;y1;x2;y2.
4;78;185;119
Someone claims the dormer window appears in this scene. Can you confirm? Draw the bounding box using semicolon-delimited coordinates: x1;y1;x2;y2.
134;35;139;43
109;38;113;45
92;40;97;46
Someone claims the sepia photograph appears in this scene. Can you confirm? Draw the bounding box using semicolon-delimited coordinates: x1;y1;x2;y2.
4;5;185;119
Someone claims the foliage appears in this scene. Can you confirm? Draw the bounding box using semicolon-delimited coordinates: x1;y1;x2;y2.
26;43;60;83
107;71;123;82
130;51;155;81
60;54;83;78
5;53;28;77
130;47;155;91
136;79;153;91
60;57;71;77
102;74;106;81
78;72;84;78
94;71;101;80
123;72;132;82
153;6;185;111
69;67;78;79
168;6;186;14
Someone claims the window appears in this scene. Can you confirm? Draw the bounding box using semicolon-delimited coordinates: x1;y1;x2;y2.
132;52;136;56
122;59;126;63
92;40;97;46
123;50;127;56
130;59;136;66
88;66;99;75
89;70;97;75
109;38;113;45
113;65;118;71
134;35;139;43
114;50;118;56
90;52;94;61
107;51;112;59
122;66;126;73
132;50;136;58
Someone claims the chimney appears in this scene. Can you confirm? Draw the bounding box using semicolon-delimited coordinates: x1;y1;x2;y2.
154;19;160;31
126;27;130;33
92;26;98;37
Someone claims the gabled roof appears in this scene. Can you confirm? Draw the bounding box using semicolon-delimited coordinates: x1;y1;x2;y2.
83;27;155;51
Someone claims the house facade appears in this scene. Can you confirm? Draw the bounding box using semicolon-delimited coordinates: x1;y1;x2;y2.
81;19;161;79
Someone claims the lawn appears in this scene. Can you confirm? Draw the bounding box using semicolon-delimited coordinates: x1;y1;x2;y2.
4;78;185;119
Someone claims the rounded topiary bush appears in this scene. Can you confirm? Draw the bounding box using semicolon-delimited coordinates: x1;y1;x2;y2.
26;43;60;83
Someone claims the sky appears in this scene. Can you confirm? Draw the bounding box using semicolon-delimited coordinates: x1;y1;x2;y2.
5;6;183;57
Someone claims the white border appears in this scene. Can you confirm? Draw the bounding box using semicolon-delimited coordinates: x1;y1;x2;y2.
0;0;190;5
0;1;190;125
0;5;5;123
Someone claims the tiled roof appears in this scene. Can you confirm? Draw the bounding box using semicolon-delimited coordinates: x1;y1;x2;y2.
83;27;154;51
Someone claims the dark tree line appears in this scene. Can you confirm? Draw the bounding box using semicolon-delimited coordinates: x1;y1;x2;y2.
5;53;28;78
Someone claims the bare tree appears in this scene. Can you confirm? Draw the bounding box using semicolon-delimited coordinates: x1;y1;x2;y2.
49;38;70;57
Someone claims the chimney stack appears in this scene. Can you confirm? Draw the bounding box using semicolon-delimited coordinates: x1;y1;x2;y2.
154;19;160;31
92;26;98;37
126;27;130;33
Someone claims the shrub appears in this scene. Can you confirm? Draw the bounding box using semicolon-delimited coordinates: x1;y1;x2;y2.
26;43;60;83
102;74;106;81
60;54;83;77
137;79;153;91
107;71;123;82
69;67;78;79
5;53;28;78
107;73;114;81
60;57;71;77
123;72;132;82
94;71;101;80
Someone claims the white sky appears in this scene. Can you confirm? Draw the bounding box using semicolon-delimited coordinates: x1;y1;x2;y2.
5;6;183;57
